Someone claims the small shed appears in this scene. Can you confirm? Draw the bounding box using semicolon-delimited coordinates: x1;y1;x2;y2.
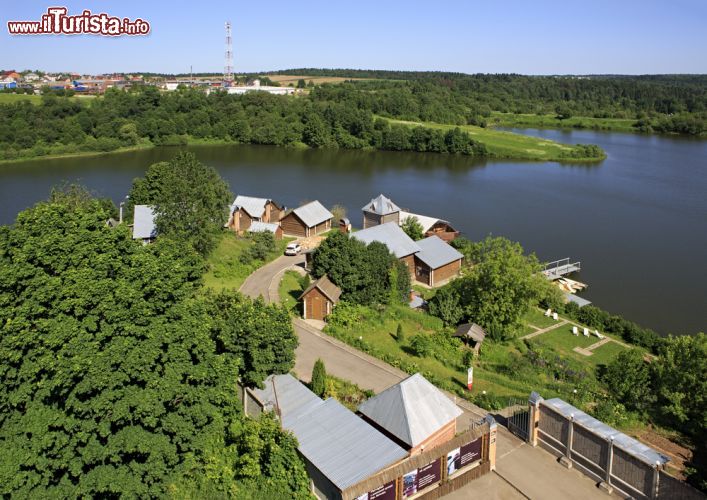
299;275;342;321
453;323;487;354
399;210;459;242
362;194;401;228
248;221;283;240
132;205;157;243
413;235;463;286
280;201;334;237
339;217;351;234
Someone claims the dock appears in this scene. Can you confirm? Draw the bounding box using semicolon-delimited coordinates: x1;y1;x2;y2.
542;258;581;280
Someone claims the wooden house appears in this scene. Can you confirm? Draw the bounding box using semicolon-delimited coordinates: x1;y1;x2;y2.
362;194;401;229
228;195;284;233
413;236;463;286
352;222;421;277
299;275;342;321
248;221;283;240
280;201;334;237
399;210;460;242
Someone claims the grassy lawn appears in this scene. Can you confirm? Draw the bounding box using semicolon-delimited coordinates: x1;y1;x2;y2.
203;232;291;290
521;308;559;329
279;270;303;314
531;325;630;368
589;341;631;366
490;112;638;133
383;117;605;162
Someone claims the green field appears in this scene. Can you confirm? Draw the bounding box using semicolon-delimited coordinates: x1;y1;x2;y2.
279;270;303;313
530;325;630;367
385;118;606;161
203;232;291;290
521;308;559;329
490;112;638;133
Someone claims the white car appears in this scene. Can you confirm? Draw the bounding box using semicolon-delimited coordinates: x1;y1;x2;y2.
285;242;302;256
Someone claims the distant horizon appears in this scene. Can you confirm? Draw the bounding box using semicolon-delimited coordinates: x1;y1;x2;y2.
3;1;707;74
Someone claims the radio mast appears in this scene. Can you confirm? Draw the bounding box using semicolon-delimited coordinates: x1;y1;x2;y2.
224;21;233;86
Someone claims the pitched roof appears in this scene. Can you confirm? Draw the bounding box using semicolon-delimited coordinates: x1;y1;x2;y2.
299;275;342;303
362;194;401;216
248;221;280;234
293;201;334;227
399;211;455;234
230;195;269;218
254;374;408;491
453;323;486;343
132;205;157;240
284;397;408;490
414;236;463;269
357;373;463;448
352;222;420;258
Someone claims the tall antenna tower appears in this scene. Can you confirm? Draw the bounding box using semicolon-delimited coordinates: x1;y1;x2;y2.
224;21;233;86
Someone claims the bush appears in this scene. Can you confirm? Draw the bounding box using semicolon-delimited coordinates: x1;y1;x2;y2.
396;323;405;344
327;301;366;328
298;273;311;291
409;334;432;358
311;359;327;397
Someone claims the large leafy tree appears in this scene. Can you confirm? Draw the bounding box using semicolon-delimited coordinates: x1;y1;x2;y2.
400;216;424;241
0;188;307;497
311;231;409;305
129;152;232;255
439;236;547;339
602;349;655;413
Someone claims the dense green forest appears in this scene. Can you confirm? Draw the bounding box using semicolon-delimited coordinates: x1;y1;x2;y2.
0;157;312;497
276;70;706;135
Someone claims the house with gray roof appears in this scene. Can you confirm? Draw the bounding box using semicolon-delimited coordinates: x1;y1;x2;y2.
132;205;157;243
300;275;342;321
358;373;463;455
227;195;284;233
362;194;402;228
399;210;459;242
246;374;408;500
280;200;334;237
247;221;283;239
352;222;420;276
413;235;464;286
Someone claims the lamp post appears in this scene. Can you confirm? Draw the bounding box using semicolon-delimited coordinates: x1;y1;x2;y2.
119;195;129;224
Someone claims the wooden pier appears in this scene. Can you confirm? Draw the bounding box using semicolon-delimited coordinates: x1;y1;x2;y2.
542;258;581;280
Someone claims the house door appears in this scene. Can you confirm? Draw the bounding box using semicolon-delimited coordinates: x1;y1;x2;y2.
307;294;325;320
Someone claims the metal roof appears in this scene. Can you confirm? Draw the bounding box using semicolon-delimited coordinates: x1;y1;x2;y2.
362;194;401;216
399;211;449;233
357;373;463;448
293;201;334;227
414;236;463;269
132;205;157;240
251;374;322;418
300;274;342;303
231;195;268;218
564;292;592;307
542;398;670;466
248;221;280;234
284;397;408;490
352;222;421;258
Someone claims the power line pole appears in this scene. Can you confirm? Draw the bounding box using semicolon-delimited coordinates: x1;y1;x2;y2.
224;21;233;86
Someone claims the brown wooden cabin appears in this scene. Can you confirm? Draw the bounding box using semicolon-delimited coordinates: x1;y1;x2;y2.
362;194;401;229
280;200;334;237
413;235;464;287
299;275;342;321
228;195;284;233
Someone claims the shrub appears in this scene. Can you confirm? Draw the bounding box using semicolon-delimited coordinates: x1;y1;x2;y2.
409;334;432;358
311;359;327;397
396;323;405;344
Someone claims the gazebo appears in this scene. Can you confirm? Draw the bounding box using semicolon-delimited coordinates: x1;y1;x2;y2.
453;323;487;354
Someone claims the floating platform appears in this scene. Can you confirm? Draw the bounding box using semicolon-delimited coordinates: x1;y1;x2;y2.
564;292;592;308
543;258;581;280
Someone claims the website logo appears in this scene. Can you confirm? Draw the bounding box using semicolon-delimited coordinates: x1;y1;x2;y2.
7;7;151;36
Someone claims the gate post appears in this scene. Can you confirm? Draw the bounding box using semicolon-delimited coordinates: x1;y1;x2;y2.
485;415;498;471
651;462;660;499
528;391;543;446
559;413;574;469
599;436;614;494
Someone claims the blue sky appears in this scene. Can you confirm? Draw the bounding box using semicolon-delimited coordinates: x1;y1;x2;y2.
2;0;706;75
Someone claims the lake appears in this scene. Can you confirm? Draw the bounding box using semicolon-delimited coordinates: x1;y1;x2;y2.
1;129;705;335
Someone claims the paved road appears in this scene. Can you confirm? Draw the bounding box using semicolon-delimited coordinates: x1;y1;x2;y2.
241;256;611;499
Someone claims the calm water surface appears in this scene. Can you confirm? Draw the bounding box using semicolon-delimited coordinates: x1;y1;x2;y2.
1;129;705;335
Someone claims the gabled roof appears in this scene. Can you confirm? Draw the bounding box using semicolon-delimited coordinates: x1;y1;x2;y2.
253;374;408;491
357;373;463;448
292;200;334;227
132;205;157;240
414;236;463;269
352;222;420;259
399;211;456;234
299;275;342;303
285;397;408;490
230;195;272;218
362;194;401;216
453;323;486;343
248;221;280;234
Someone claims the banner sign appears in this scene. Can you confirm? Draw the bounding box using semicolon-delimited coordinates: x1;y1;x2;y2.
467;366;473;390
402;458;442;498
447;437;482;476
356;480;396;500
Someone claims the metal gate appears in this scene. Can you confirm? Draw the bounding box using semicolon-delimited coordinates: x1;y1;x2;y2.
506;398;530;441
